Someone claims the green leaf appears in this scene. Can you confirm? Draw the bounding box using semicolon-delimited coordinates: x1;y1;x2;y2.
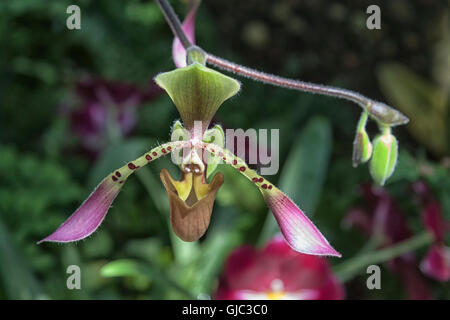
101;259;194;298
88;138;150;189
0;217;46;299
258;117;332;244
216;164;264;212
190;206;244;295
101;259;144;278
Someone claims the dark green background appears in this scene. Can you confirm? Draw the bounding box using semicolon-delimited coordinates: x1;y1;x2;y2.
0;0;448;299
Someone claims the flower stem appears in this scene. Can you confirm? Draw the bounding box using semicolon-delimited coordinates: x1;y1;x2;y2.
334;231;433;283
156;0;192;49
155;0;409;126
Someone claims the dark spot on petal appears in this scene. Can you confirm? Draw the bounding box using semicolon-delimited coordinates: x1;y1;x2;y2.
112;176;118;182
268;185;273;190
162;148;167;154
239;166;246;172
233;160;237;165
252;177;259;183
152;151;157;156
128;163;137;170
115;171;121;177
262;184;268;189
145;154;152;161
258;178;264;183
167;146;172;151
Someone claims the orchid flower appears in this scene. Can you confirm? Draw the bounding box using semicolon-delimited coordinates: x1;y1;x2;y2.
215;236;344;300
39;57;340;257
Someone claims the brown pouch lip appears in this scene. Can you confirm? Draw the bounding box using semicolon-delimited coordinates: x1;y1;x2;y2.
160;168;224;242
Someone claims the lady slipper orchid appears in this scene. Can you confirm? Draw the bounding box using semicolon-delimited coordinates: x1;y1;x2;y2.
39;60;340;257
215;236;344;300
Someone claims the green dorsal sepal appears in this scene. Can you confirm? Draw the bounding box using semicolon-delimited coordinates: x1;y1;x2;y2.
155;63;241;132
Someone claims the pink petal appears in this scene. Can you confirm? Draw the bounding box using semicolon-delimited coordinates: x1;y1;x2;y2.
172;2;198;68
420;244;450;282
215;236;344;300
263;189;341;257
38;177;123;243
233;288;319;300
263;236;345;299
422;202;445;241
263;235;295;257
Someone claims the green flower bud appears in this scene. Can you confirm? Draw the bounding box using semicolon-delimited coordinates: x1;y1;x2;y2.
352;111;373;167
353;129;373;167
369;131;398;186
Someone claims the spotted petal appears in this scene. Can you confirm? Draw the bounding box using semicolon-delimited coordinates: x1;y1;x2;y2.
38;141;185;243
199;142;341;257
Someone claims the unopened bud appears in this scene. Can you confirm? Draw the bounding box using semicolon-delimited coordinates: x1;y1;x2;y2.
352;111;372;167
369;130;398;186
352;128;373;167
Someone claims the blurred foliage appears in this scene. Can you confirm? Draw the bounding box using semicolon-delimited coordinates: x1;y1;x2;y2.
377;12;450;157
0;0;449;300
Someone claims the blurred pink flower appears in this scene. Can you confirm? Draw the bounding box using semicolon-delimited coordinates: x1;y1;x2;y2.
66;76;162;153
343;184;432;299
420;244;450;282
343;185;412;245
215;236;344;300
413;181;450;282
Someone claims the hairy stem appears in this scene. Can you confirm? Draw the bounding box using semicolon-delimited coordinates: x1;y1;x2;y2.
155;0;409;126
207;54;366;107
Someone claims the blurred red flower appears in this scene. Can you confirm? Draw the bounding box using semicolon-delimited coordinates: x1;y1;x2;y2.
413;182;450;282
344;182;449;299
215;236;344;300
